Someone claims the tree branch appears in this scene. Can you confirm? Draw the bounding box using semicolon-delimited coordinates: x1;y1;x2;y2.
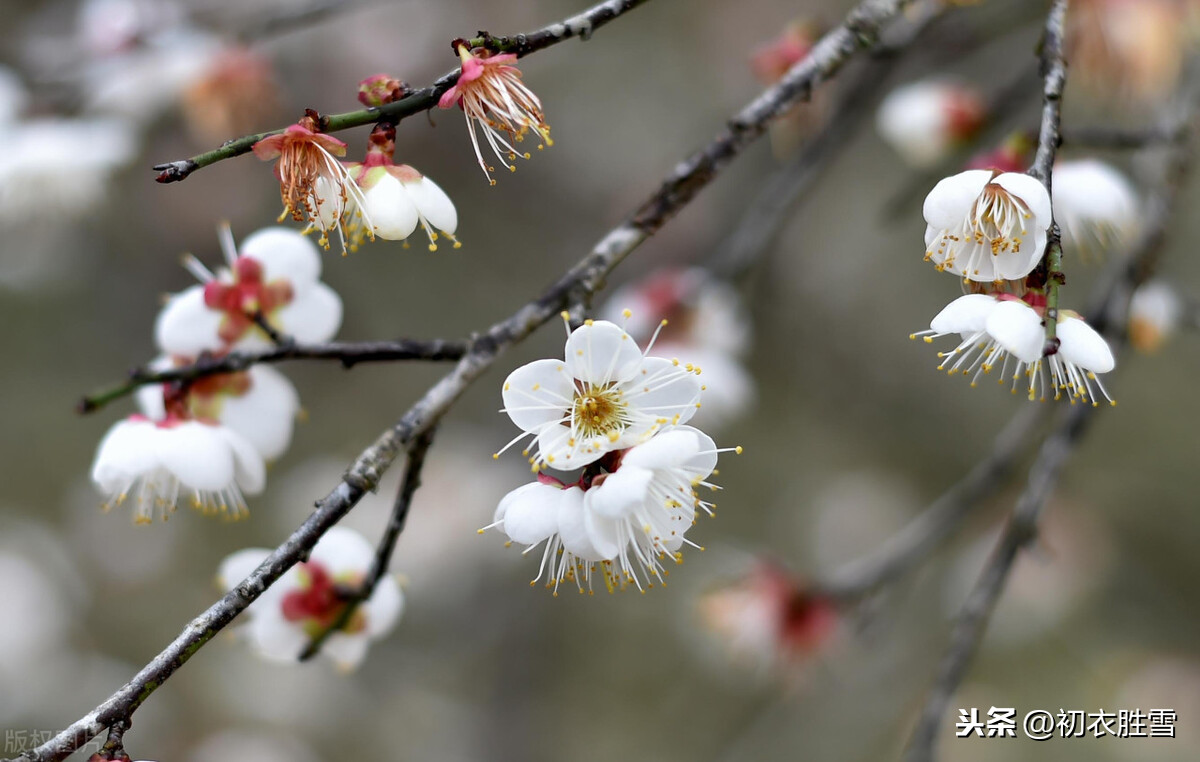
77;338;469;414
151;0;653;183
298;427;436;661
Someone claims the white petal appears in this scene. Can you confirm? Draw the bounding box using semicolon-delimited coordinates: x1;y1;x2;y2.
270;282;342;345
218;366;300;461
1057;316;1115;373
248;611;307;662
923;169;993;231
876;82;953;168
310;527;374;577
585;468;653;519
501;359;574;432
364;576;404;637
993;172;1053;230
496;482;563;545
564;321;644;385
239;227;323;284
535;423;606;469
929;294;1000;335
362;174;419;240
219;426;266;496
986;300;1045;364
158;422;237;491
217;548;271;592
322;632;371;671
621;429;699;471
556;487;605;561
581;509;623;560
992;236;1045;282
154;285;224;356
404;176;458;234
623;356;703;429
680;425;719;479
90;418;160;494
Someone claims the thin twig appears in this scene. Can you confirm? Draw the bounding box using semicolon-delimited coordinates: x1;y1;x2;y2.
1028;0;1069;354
77;338;469;414
151;0;653;183
11;3;919;759
902;403;1092;762
298;427;436;661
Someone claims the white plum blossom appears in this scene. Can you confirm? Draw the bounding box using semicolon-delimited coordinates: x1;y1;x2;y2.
499;317;704;470
137;361;300;462
155;225;342;356
90;416;265;523
912;293;1116;404
923;169;1052;283
1127;280;1183;353
353;164;458;250
1053;159;1140;255
876;79;985;168
487;426;736;593
217;527;403;670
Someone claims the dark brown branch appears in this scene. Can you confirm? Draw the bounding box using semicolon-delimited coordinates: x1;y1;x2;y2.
12;2;918;759
151;0;652;182
77;338;468;414
298;427;436;661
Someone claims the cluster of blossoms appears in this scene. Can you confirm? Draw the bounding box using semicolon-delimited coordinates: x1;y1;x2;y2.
487;316;740;594
90;226;339;522
910;161;1128;406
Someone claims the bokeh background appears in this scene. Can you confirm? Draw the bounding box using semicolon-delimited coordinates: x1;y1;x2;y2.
1;0;1198;760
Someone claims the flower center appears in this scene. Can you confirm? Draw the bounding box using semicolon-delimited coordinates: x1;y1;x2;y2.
570;382;630;442
968;183;1032;256
281;562;366;635
203;257;294;344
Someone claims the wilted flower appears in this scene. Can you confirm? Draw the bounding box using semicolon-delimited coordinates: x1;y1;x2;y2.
252;115;369;252
876;79;985;168
438;44;551;184
218;527;403;670
1053;159;1139;256
182;46;279;144
498;316;703;471
1127;280;1183;353
155;225;342;355
923;169;1052;283
91;415;265;523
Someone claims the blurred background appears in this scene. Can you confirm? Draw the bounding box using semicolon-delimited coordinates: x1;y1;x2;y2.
1;0;1198;760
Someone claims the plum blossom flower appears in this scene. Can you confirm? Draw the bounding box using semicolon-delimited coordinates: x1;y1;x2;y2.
155;225;342;356
252;115;370;252
486;427;736;594
217;527;403;670
1127;280;1183;353
90;415;265;523
346;123;459;250
438;44;551;184
912;293;1116;404
697;562;838;668
923;169;1052;283
1067;0;1185;108
1052;159;1139;256
137;362;300;462
876;79;985;168
498;317;703;471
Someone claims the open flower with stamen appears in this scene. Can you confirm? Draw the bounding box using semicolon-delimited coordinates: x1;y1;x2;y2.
217;527;403;670
876;79;985;168
90;415;264;523
438;44;551;184
156;225;342;356
137;361;300;462
1053;159;1139;257
911;293;1116;404
345;123;459;251
252;115;370;252
1127;280;1183;353
923;169;1052;283
499;316;704;471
